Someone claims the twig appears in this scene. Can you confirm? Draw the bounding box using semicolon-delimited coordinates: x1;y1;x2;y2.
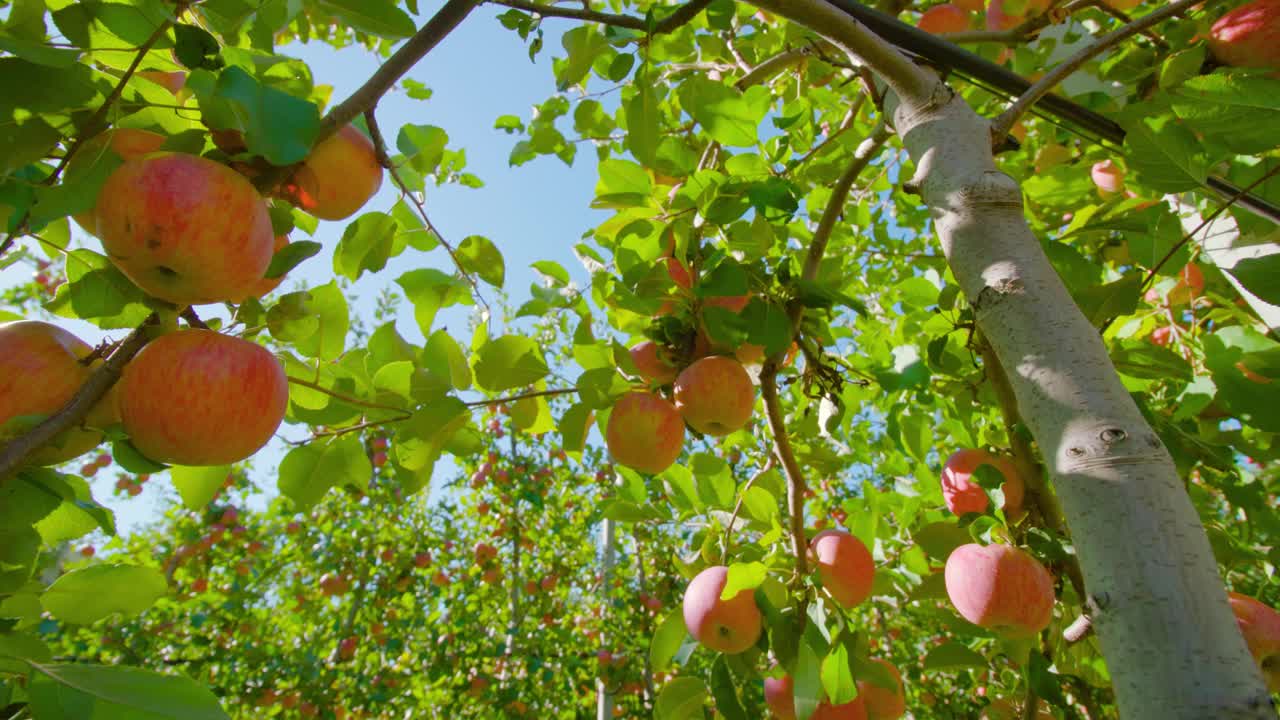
363;109;490;317
488;0;713;34
992;0;1201;138
462;387;579;407
722;458;778;557
0;314;159;483
940;0;1091;45
760;368;809;577
180;307;209;330
286;376;412;415
1064;614;1094;643
1081;0;1168;49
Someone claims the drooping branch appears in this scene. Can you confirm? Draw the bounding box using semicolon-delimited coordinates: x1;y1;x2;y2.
488;0;713;34
0;314;160;483
760;368;809;577
991;0;1201;137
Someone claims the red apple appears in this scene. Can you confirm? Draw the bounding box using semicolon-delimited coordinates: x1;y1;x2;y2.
278;124;384;221
810;530;875;609
682;565;763;654
234;234;291;302
117;329;288;465
813;698;868;720
96;153;276;305
413;552;431;568
1090;159;1125;197
67;128;167;236
482;567;502;584
763;671;796;719
1208;0;1280;70
919;4;970;33
630;340;680;385
673;356;755;436
473;542;498;565
940;449;1025;516
666;257;692;290
1149;325;1173;346
953;0;984;10
605;391;685;474
337;636;358;661
0;321;119;465
858;659;905;720
945;543;1055;637
1227;591;1280;691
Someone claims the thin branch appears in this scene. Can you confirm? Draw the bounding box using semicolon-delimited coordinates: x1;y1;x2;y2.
760;368;808;577
286;376;412;416
1064;613;1094;644
462;387;579;407
488;0;713;34
722;458;778;557
363;109;491;317
992;0;1200;137
788;96;863;170
940;0;1091;45
0;314;159;483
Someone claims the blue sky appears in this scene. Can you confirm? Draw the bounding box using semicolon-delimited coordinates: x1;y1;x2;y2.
3;7;608;535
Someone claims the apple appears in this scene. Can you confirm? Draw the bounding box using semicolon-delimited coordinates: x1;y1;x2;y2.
985;0;1024;30
945;543;1055;637
919;4;970;33
1208;0;1280;70
630;340;680;385
666;256;692;290
811;700;868;720
953;0;984;10
1149;325;1173;346
940;449;1025;516
858;659;905;720
0;321;119;465
810;530;875;609
682;565;763;654
278;124;384;221
96;153;276;305
482;567;502;584
473;542;498;565
673;356;755;436
234;234;291;302
605;391;685;474
337;636;359;661
137;70;186;95
413;552;431;568
117;329;288;465
1090;159;1125;197
67;129;168;236
1227;592;1280;690
763;672;796;719
1100;0;1141;9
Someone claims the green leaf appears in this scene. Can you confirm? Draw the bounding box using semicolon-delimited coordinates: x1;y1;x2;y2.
0;470;63;529
46;249;151;329
396;268;471;337
291;281;349;360
1228;254;1280;305
593;158;652;208
722;562;767;600
28;662;230;720
650;608;691;673
923;641;987;670
397;124;449;175
912;522;972;562
473;336;549;392
396;397;468;471
42;564;167;624
710;655;749;720
264;240;321;279
1029;651;1069;708
1117;104;1207;193
423;330;473;391
820;639;859;706
1171;73;1280;154
654;677;706;720
279;435;372;510
195;65;321;166
559;402;594;453
34;475;115;543
456;235;505;288
531;260;570;287
334;212;398;281
554;25;607;90
0;527;39;593
314;0;417;38
1072;274;1142;327
170;465;232;511
110;440;168;474
678;77;769;148
794;636;824;720
625;85;661;167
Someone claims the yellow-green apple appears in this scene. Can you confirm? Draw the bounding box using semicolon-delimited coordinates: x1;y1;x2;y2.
940;449;1025;516
1209;0;1280;70
682;565;762;653
68;128;167;236
919;4;970;33
117;329;288;465
812;698;868;720
605;391;685;474
1227;591;1280;690
944;543;1055;637
278;124;383;221
1090;159;1125;197
0;321;119;465
763;671;796;719
234;235;291;302
137;70;186;95
96;153;275;305
673;355;755;436
809;530;875;609
629;340;679;385
858;659;905;720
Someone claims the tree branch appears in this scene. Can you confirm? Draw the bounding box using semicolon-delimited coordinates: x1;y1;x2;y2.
462;387;579;407
799;121;890;284
0;314;160;483
760;368;808;577
489;0;713;34
723;458;777;557
991;0;1200;137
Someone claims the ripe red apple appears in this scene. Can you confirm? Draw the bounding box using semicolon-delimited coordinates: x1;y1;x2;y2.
682;565;763;654
413;552;431;568
763;671;796;719
1208;0;1280;70
278;124;384;221
810;530;875;609
117;329;288;465
858;659;905;720
482;567;502;584
945;543;1055;637
953;0;984;10
673;356;755;436
812;699;869;720
337;636;359;661
1227;592;1280;691
630;340;680;385
0;321;119;465
96;153;276;305
919;4;970;33
605;391;685;474
986;0;1027;30
473;542;498;565
1090;159;1125;197
940;449;1025;516
666;257;692;290
1149;325;1174;346
68;128;167;236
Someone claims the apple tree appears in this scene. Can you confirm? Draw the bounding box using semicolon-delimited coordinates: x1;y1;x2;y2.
1;0;1279;718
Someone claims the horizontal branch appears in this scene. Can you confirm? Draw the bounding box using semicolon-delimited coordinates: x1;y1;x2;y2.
489;0;713;34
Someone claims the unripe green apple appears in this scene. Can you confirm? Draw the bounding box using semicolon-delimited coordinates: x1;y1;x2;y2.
858;659;905;720
940;449;1025;516
1227;591;1280;691
96;153;276;305
810;529;876;609
118;329;288;465
673;355;755;436
945;543;1055;638
682;565;762;654
1209;0;1280;70
605;391;685;474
